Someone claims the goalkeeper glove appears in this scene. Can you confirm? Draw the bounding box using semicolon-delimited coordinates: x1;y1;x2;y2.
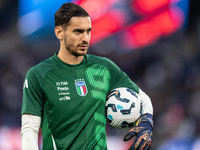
123;113;153;150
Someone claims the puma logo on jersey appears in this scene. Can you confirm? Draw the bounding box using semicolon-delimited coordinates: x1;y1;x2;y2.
23;79;28;89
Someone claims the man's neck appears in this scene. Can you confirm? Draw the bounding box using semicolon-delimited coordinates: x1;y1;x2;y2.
57;50;84;65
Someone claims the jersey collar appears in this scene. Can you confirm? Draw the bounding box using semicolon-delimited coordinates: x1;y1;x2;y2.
53;52;87;69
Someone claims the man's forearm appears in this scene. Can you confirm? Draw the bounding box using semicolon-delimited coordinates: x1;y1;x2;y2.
21;114;41;150
139;89;153;115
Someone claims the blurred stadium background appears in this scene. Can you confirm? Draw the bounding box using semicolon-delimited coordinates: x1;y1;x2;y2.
0;0;200;149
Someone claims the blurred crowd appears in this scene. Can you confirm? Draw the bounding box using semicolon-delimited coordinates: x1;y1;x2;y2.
1;0;200;149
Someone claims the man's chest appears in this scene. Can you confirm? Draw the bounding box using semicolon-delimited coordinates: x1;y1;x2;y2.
42;67;111;117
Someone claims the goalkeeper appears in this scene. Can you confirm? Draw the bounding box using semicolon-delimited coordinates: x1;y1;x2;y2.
21;2;153;150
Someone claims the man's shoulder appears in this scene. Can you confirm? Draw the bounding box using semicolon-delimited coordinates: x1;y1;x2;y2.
27;55;57;77
86;54;114;65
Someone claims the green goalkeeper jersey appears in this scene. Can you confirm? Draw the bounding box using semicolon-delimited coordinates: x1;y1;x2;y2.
22;53;139;150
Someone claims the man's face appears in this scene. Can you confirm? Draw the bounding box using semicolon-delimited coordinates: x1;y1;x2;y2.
63;17;92;57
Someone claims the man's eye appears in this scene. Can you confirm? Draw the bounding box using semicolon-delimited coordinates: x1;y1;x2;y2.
75;30;83;33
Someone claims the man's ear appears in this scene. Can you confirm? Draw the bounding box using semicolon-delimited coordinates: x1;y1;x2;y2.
55;26;64;40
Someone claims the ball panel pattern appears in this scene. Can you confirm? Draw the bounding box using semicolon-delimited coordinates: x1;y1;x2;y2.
105;87;142;129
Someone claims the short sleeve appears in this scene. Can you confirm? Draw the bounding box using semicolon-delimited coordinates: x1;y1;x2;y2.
106;58;139;93
21;68;44;117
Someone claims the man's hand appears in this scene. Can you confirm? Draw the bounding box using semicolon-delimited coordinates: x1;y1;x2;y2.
123;113;153;150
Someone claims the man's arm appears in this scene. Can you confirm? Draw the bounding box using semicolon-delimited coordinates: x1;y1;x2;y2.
123;89;153;150
138;88;153;115
21;114;41;150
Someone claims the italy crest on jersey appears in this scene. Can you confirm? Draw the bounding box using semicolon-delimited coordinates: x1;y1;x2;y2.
75;81;87;96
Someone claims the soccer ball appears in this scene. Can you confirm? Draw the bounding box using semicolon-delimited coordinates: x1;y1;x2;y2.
105;87;142;129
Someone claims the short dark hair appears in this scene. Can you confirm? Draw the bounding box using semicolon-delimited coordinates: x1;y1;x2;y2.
54;2;90;28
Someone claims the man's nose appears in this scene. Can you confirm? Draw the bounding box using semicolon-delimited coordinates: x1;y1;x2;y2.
82;32;90;43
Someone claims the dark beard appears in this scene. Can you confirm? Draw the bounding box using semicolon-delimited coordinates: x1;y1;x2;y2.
64;36;79;57
64;35;87;57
